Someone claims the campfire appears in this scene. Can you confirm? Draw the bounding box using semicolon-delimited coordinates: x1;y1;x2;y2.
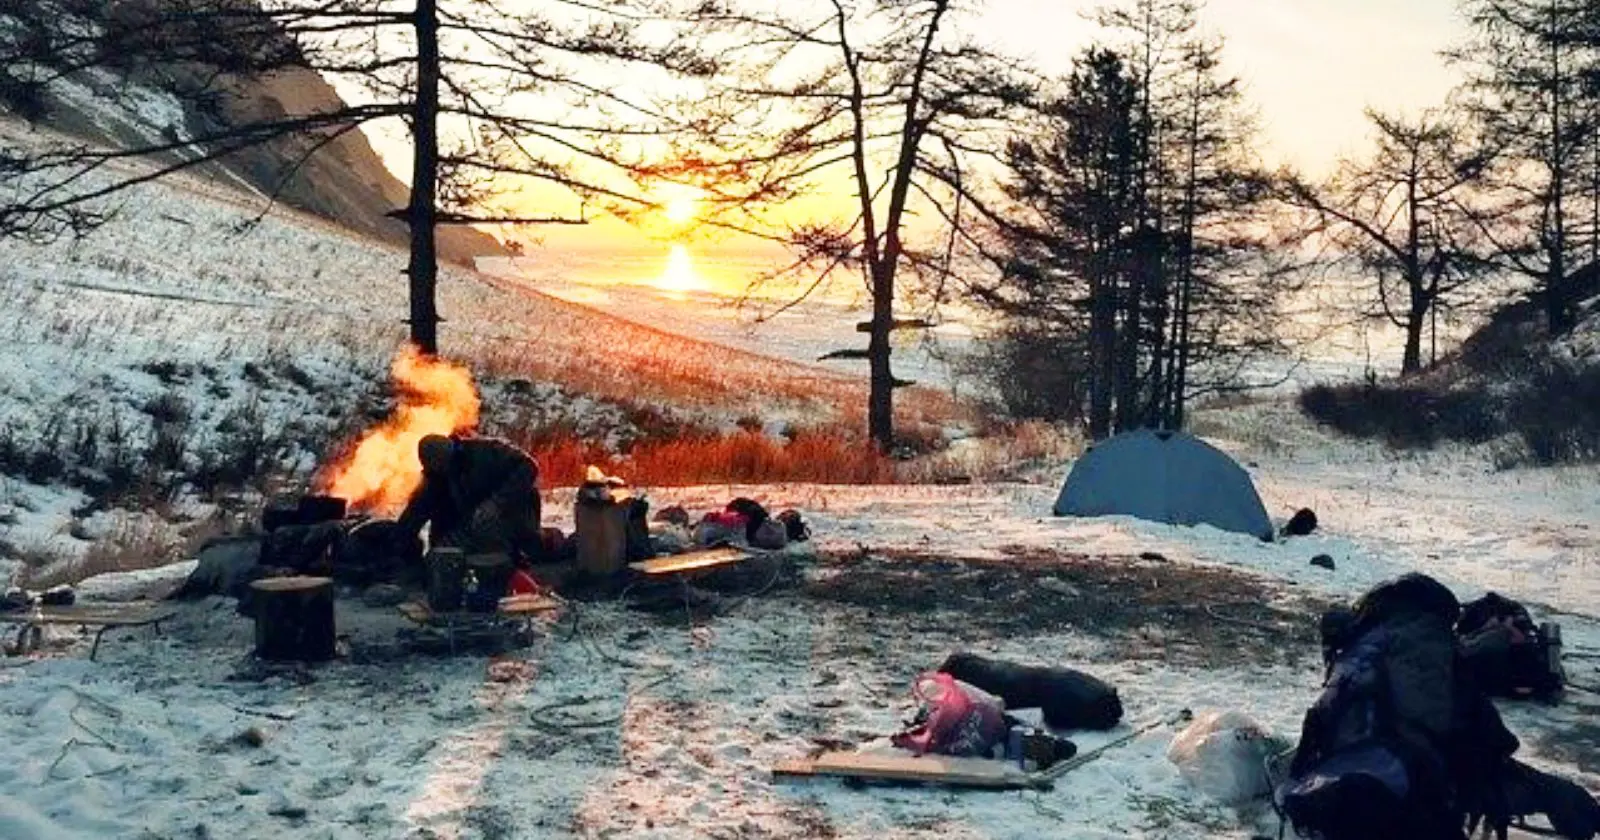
315;343;480;516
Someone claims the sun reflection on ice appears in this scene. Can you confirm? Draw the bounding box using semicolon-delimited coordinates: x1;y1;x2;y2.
657;245;703;297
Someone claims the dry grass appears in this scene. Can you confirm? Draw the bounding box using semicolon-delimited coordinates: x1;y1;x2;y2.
900;420;1083;484
508;418;1079;488
22;514;184;589
520;427;897;488
458;316;969;436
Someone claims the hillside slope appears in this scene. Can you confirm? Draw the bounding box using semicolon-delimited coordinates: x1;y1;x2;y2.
0;146;932;586
0;0;503;266
1298;271;1600;463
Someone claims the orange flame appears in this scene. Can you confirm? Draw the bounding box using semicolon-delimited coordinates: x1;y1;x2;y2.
316;343;480;515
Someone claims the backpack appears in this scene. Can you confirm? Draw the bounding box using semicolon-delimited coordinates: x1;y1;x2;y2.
1456;593;1564;702
1277;574;1484;840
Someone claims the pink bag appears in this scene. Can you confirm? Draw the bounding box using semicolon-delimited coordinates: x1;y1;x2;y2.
892;673;1006;757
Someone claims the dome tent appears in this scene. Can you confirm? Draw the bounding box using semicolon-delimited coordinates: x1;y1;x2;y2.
1052;429;1274;541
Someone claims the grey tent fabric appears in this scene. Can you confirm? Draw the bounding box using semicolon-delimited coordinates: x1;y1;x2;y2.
1052;429;1275;540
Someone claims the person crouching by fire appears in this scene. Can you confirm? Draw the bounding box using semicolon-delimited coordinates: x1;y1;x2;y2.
395;434;544;565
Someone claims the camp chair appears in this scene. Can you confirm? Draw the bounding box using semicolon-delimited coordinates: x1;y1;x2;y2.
1;602;178;660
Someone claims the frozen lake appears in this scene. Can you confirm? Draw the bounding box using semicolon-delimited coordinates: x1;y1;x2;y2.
480;246;1472;400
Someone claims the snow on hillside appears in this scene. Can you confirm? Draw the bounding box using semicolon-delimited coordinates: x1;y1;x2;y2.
0;122;894;588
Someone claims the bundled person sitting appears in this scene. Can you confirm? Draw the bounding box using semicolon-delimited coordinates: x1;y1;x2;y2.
396;434;544;568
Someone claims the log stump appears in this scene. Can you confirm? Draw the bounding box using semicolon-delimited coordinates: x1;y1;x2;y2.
249;576;336;662
575;492;628;578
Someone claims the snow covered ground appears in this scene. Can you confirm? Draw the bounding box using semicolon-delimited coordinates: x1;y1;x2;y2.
3;108;1598;840
3;400;1597;839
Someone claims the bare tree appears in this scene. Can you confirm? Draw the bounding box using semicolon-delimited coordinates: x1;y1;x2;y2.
650;0;1031;451
1449;0;1599;334
1280;109;1491;374
0;0;707;353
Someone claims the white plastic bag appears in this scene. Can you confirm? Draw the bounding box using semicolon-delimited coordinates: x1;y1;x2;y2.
1165;710;1278;804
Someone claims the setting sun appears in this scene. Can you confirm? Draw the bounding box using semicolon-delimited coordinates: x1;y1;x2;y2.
664;196;697;224
658;244;702;292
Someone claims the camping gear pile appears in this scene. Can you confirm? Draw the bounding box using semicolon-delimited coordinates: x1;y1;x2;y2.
1457;592;1567;703
172;494;416;613
167;462;815;660
650;497;811;554
775;578;1595;840
880;653;1121;772
1275;573;1598;840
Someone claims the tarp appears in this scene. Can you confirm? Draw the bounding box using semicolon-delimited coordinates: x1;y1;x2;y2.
1053;429;1274;540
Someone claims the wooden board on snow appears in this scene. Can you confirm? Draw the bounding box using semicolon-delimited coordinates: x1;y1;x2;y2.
772;751;1039;790
0;603;176;628
629;546;749;576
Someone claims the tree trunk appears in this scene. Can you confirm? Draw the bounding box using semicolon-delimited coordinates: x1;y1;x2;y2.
406;0;442;355
1546;269;1573;333
1172;256;1193;430
1546;12;1569;336
251;576;336;662
1114;250;1144;432
1401;310;1424;376
867;263;895;452
1088;274;1116;441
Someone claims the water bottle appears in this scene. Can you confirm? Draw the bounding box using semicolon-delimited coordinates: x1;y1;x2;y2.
1007;725;1033;771
1543;622;1565;685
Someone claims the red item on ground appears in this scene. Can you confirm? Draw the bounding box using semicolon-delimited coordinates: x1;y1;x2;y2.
507;569;540;596
703;511;749;530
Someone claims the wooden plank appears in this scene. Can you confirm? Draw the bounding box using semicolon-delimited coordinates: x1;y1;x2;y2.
397;601;434;625
775;751;1037;790
0;604;176;628
497;594;562;616
250;575;334;593
628;546;749;576
771;758;817;779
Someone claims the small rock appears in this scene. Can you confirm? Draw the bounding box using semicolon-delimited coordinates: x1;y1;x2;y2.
1037;577;1080;597
362;584;407;608
1283;508;1319;537
1139;551;1168;562
486;659;533;683
233;726;267;748
1310;554;1336;571
267;804;308;821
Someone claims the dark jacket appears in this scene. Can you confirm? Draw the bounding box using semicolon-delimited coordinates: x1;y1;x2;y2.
397;437;542;560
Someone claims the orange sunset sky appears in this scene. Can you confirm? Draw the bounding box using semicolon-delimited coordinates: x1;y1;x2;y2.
350;0;1466;257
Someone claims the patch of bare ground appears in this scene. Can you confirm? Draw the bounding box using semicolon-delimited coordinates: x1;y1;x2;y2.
1527;710;1600;776
799;546;1337;669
